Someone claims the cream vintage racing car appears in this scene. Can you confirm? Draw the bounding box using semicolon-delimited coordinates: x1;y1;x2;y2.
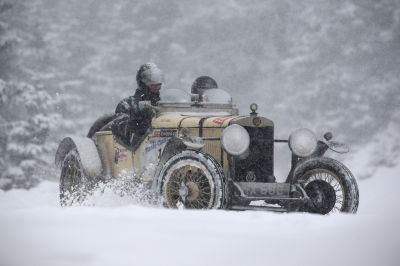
55;89;359;214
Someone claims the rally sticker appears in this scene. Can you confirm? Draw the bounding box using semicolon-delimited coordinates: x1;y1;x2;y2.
114;147;128;163
144;138;169;153
152;129;177;138
212;116;233;125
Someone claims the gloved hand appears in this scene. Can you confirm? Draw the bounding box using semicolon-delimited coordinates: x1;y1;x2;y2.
138;101;151;110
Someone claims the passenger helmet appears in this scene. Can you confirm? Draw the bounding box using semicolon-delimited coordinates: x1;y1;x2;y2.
191;76;218;95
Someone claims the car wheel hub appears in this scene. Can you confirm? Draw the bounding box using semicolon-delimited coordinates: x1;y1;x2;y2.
185;181;200;202
305;180;336;214
165;163;214;209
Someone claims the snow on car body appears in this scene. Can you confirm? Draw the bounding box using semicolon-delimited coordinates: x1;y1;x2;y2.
55;89;359;214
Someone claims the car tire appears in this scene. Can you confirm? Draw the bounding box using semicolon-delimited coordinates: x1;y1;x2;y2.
294;157;359;214
158;150;227;209
59;149;93;206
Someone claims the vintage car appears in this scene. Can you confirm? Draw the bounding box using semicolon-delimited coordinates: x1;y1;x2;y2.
55;88;359;214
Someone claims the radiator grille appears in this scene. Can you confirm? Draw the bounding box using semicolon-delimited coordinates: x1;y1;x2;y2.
232;126;274;182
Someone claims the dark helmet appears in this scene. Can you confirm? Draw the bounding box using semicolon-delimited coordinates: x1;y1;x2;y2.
191;76;218;95
136;63;164;89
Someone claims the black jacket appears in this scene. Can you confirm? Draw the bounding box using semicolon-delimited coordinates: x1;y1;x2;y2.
115;87;160;114
113;87;160;145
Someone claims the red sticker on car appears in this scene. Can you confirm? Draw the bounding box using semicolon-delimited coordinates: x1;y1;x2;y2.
152;129;176;137
213;116;232;125
114;147;128;163
152;130;161;137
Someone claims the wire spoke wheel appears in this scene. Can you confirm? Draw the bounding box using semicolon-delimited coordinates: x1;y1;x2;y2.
164;162;214;209
296;157;359;214
304;170;344;214
160;150;226;209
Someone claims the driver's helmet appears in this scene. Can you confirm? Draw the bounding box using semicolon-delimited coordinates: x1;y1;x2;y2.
190;76;218;95
136;62;164;88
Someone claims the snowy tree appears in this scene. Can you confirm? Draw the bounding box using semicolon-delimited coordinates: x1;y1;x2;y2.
276;0;400;141
0;80;61;189
1;0;399;186
0;1;16;80
0;0;67;189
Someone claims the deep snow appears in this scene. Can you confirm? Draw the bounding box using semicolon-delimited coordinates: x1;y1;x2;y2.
1;162;399;266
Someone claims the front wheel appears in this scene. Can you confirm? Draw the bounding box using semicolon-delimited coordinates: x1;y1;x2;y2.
294;157;359;214
158;150;227;209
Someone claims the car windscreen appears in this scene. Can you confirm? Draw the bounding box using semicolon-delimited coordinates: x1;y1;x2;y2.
201;89;232;104
160;89;191;103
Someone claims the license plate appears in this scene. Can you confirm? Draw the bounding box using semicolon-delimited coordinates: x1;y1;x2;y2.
236;182;291;198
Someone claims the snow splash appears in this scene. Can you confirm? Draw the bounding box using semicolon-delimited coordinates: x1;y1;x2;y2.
64;170;162;208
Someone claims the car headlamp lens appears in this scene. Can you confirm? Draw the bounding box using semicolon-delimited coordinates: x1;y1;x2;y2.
289;128;317;157
221;124;250;156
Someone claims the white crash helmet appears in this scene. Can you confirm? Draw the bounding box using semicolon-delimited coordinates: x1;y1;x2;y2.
137;62;164;86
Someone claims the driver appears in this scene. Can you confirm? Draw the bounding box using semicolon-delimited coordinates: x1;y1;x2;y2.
113;62;163;147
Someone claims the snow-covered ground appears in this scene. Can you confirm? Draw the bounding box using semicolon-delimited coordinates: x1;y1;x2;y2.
1;161;399;266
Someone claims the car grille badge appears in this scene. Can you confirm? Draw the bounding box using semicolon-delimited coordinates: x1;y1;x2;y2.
246;171;257;182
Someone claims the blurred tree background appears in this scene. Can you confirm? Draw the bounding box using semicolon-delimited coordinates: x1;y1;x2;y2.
1;0;399;189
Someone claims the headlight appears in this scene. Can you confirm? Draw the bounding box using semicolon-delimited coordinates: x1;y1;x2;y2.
289;128;317;157
221;124;250;156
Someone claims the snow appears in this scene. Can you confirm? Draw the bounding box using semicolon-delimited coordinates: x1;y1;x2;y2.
1;1;398;264
1;162;399;266
57;137;102;177
72;137;103;177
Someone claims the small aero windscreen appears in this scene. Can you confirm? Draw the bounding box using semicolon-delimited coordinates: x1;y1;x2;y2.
202;89;232;104
160;89;191;102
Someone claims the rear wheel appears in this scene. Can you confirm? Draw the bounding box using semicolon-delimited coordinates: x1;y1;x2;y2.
59;150;92;206
295;158;359;214
159;150;227;209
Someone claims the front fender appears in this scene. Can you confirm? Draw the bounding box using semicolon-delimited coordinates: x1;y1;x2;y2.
149;136;206;191
150;137;187;191
291;157;346;183
55;137;102;177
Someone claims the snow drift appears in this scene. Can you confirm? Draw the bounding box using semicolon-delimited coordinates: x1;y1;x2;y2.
1;161;399;266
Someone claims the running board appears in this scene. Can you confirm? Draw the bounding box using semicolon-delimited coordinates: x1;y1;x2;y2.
230;205;287;212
